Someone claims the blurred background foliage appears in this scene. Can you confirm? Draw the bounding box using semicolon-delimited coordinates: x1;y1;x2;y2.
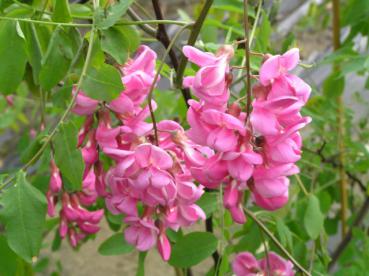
1;0;369;275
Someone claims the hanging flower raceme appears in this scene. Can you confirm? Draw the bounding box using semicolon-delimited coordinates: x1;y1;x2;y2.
232;251;294;276
46;159;104;248
249;48;311;210
183;46;311;221
66;44;205;261
48;42;311;262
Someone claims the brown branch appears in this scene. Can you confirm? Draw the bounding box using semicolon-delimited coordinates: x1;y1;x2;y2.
303;145;366;192
332;0;348;238
151;0;192;107
328;197;369;271
175;0;213;94
127;8;156;38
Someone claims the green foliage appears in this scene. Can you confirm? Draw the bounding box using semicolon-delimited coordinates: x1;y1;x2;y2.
81;63;124;101
95;0;134;30
98;233;134;256
196;191;218;218
0;21;27;94
169;232;218;268
52;0;72;23
0;172;47;263
100;26;140;64
53;121;84;191
39;26;81;90
304;195;325;240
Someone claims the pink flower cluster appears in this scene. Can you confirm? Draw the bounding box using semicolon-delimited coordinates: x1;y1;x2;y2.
67;45;205;260
183;46;311;222
46;159;104;247
249;49;311;210
232;251;294;276
46;44;311;261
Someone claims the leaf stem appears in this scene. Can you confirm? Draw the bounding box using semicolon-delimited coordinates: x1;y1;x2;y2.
0;16;190;28
243;208;311;276
294;175;309;196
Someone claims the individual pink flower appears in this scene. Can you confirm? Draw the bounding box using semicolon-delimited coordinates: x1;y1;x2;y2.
72;88;99;116
124;216;159;251
183;45;234;109
49;160;62;193
232;251;294;276
232;252;260;276
259;252;294;276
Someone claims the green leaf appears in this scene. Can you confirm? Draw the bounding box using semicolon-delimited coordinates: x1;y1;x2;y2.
0;21;27;94
52;0;72;23
23;24;43;85
100;27;129;64
98;233;134;256
196;192;218;218
322;73;345;98
255;10;271;52
20;131;47;165
39;27;81;90
95;0;134;30
101;26;139;64
304;195;324;240
276;218;293;249
169;232;218;268
0;171;47;263
53;121;84;191
0;235;18;276
82;63;124;101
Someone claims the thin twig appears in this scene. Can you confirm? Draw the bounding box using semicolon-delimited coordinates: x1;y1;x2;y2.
151;0;191;106
295;175;309;196
147;24;193;145
0;15;189;28
127;8;156;37
303;146;366;192
236;0;263;80
243;208;311;275
175;0;214;91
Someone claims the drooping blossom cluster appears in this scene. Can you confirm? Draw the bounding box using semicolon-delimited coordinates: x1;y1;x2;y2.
46;158;104;247
249;49;311;210
46;43;311;261
232;251;294;276
54;45;206;260
183;46;311;222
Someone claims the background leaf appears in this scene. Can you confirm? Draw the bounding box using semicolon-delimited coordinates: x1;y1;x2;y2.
98;233;134;256
100;26;139;64
53;121;84;191
304;195;325;240
81;63;124;101
0;171;47;263
0;21;27;94
52;0;72;23
39;27;81;90
196;192;218;218
169;232;218;268
95;0;134;30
